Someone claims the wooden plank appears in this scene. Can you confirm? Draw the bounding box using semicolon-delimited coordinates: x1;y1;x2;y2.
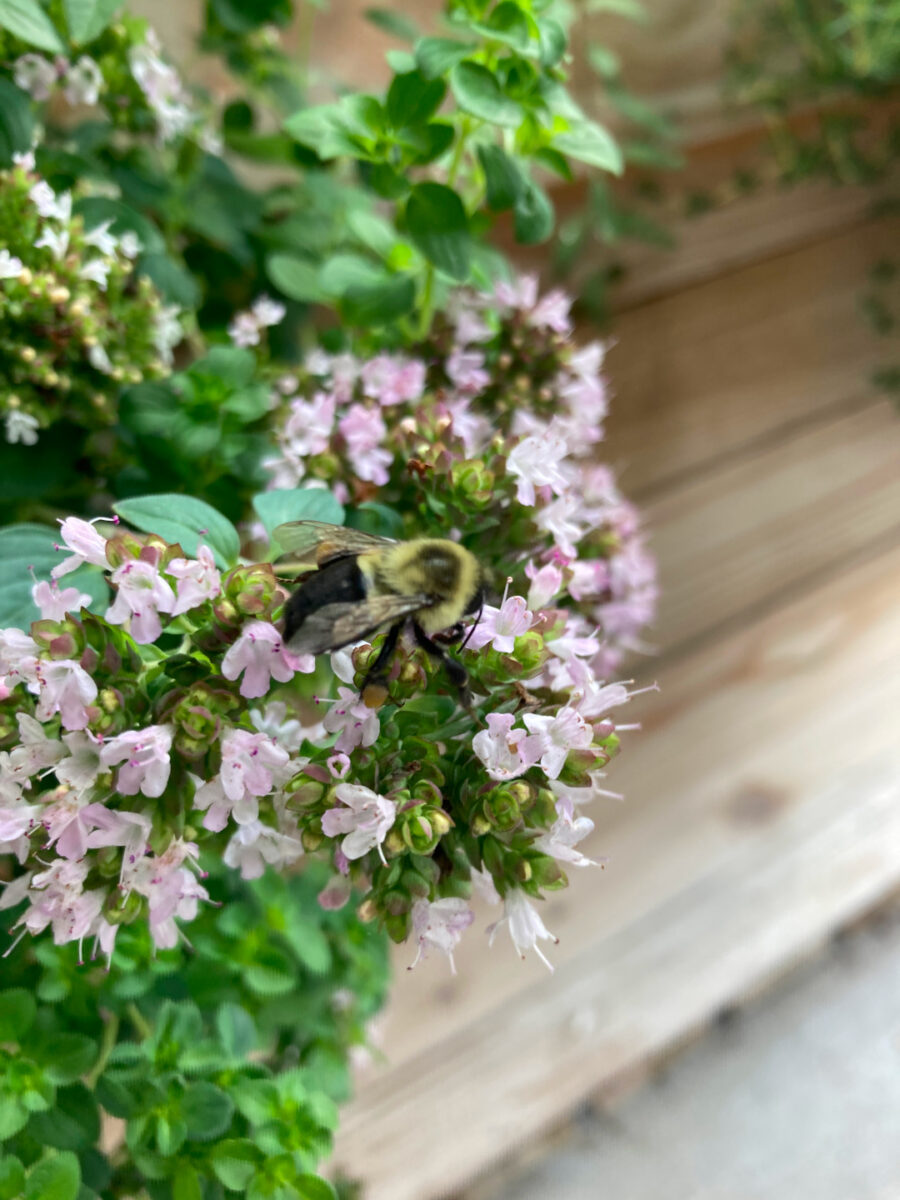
333;543;900;1199
602;216;898;498
645;399;900;656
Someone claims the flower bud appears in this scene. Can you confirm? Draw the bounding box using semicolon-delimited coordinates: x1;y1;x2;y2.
529;855;567;890
357;897;379;923
301;826;324;853
383;828;406;857
512;630;546;674
104;889;144;925
450;460;495;507
284;778;326;808
384;911;410;943
221;563;280;619
30;618;84;660
512;859;532;883
482;787;522;832
383;888;410;916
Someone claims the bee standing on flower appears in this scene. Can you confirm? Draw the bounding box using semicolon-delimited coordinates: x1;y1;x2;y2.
275;521;484;708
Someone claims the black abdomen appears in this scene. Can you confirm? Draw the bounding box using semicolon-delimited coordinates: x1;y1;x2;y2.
283;556;366;644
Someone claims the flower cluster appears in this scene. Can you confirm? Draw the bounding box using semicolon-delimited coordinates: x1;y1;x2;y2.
267;276;656;673
0;157;179;447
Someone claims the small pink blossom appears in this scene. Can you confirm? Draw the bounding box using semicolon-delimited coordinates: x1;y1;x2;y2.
34;659;97;731
317;874;351;910
193;728;291;831
9;713;64;780
167;544;221;616
0;793;41;845
506;429;569;507
249;700;304;752
321;686;380;754
472;713;542;782
251;294;286;327
41;786;95;860
63;55;102;106
55;730;104;791
361;355;426;406
14;54;58;101
535;493;584;558
535;812;599;868
327;753;351;779
228;311;261;347
51;516;109;578
338;404;392;485
223;819;304;880
100;725;174;798
31;579;93;621
409;897;475;973
443;397;491;456
446;347;490;395
222;620;313;698
105;558;176;643
487;889;558;971
525;561;564;610
0;629;40;692
465;594;532;654
322;783;396;865
523;707;593;780
84;805;151;884
127;838;208;949
16;858;105;948
281;391;336;460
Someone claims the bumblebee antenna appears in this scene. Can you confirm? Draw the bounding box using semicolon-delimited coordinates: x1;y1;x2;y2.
460;596;484;652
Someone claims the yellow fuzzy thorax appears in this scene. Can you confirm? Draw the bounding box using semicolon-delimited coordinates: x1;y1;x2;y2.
358;539;482;635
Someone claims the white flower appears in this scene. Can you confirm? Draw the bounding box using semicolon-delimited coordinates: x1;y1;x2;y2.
100;725;174;798
5;410;39;446
51;516;109;578
83;219;118;257
88;343;113;374
465;593;532;654
321;783;396;865
522;707;593;780
119;231;143;259
8;713;64;780
487;889;558;971
223;819;304;880
534;813;599;868
153;305;182;365
30;182;72;223
55;730;104;792
63;56;103;106
409;898;475;974
472;712;542;782
31;580;92;621
35;225;70;262
506;428;570;507
105;558;177;643
525;561;564;610
167;544;221;616
251;294;286;327
14;54;58;101
80;258;110;289
228;311;260;347
534;492;585;558
321;686;380;754
0;250;24;280
34;659;98;731
249;700;304;752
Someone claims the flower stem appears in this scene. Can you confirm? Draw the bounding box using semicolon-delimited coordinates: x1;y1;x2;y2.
126;1001;153;1040
86;1011;119;1089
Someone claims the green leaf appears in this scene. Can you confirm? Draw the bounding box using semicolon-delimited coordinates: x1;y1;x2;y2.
27;1085;99;1151
0;1096;29;1141
230;1080;279;1127
554;121;623;173
242;949;297;997
471;2;532;53
182;1082;234;1142
537;17;567;66
477;144;524;210
0;1156;25;1200
209;1140;259;1191
414;36;471;79
64;0;121;43
0;0;63;52
172;1164;202;1200
0;524;107;631
221;384;271;424
296;1177;337;1200
449;62;522;127
190;345;256;387
0;988;36;1042
386;70;446;128
342;272;416;326
37;1034;97;1086
364;7;419;42
216;1004;257;1059
513;175;554;243
0;78;35;167
154;1113;187;1158
254;489;345;551
280;917;333;976
266;253;324;303
405;182;470;280
24;1152;80;1200
113;495;240;568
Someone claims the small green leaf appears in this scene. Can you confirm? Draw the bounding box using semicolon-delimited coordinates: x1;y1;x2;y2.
37;1034;97;1086
0;0;64;52
230;1080;280;1127
172;1164;202;1200
209;1139;260;1191
254;489;345;551
405;182;470;280
364;7;419;42
414;36;471;79
477;144;524;210
24;1151;80;1200
0;988;36;1042
0;524;107;632
386;70;446;128
182;1082;234;1142
0;78;35;167
189;346;255;387
137;252;200;308
64;0;122;43
295;1177;337;1200
342;272;416;326
513;175;554;243
221;384;271;424
280;918;333;976
216;1004;257;1059
154;1114;186;1158
113;495;240;568
471;2;532;53
537;17;567;66
0;1156;25;1200
0;1096;29;1141
450;62;522;127
266;253;324;303
554;121;623;173
27;1085;99;1151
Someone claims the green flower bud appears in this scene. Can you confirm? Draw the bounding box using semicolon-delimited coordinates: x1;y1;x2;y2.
301;826;324;853
357;897;379;923
104;889;144;925
30;618;84;661
384;911;410;944
513;859;532;883
482;787;522;832
221;563;280;619
513;630;546;673
450;459;495;507
382;888;410;916
383;828;406;857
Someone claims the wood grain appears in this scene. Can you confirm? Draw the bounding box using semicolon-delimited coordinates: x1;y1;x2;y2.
333;542;900;1200
602;217;898;498
645;399;900;656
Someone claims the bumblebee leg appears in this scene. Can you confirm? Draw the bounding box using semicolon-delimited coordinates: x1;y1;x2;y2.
412;622;472;709
359;621;402;708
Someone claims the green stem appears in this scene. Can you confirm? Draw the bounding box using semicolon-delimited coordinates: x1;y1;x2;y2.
126;1002;153;1041
86;1012;119;1089
417;263;436;339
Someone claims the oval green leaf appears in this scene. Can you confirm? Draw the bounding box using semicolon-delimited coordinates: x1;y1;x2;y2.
449;62;522;128
0;0;63;52
405;182;471;280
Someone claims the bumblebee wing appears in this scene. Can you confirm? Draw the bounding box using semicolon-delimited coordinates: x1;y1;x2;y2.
286;592;430;655
273;520;396;567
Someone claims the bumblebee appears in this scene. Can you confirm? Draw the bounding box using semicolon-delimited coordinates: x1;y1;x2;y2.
274;521;484;707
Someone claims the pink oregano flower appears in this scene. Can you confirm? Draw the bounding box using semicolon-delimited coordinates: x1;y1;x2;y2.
100;725;174;798
221;621;313;698
166;545;221;615
472;713;542;782
321;783;396;865
409;897;475;974
51;516;110;578
105;558;176;644
31;580;92;621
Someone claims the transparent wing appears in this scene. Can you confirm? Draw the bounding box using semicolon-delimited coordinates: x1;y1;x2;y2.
285;592;431;655
272;520;396;566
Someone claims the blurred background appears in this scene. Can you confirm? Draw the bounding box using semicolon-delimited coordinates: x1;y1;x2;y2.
138;1;900;1195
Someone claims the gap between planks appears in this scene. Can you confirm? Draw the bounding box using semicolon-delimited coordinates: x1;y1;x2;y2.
332;542;900;1200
